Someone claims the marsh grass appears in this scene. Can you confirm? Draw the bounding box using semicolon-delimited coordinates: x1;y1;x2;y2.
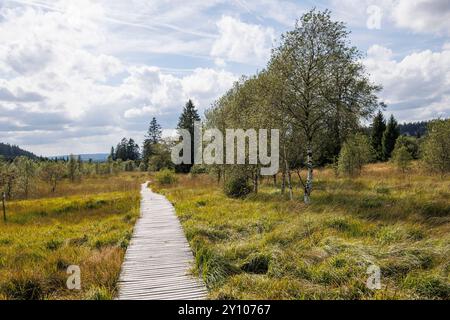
157;163;449;300
0;172;144;300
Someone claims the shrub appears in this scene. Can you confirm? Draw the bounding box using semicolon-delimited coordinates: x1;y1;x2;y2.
224;175;251;198
338;134;373;176
190;165;208;175
391;145;413;173
395;135;419;159
154;169;178;185
421;119;450;176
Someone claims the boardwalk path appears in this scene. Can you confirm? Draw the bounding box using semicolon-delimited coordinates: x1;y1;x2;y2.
117;182;207;300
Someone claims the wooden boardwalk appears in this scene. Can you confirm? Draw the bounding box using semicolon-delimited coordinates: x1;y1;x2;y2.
117;182;207;300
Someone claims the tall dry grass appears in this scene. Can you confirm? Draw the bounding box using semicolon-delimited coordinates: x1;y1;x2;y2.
158;162;450;300
0;173;144;300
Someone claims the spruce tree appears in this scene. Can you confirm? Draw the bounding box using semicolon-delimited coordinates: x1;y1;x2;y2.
176;99;200;173
142;117;162;167
109;146;115;161
147;117;162;144
370;110;386;161
126;138;140;161
382;115;400;160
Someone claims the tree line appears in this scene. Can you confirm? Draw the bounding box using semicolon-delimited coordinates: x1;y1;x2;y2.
198;9;448;202
1;9;449;203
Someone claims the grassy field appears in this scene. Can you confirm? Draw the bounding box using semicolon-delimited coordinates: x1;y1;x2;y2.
0;173;147;300
155;163;450;300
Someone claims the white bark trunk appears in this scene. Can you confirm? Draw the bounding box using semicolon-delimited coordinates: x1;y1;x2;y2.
284;145;293;200
304;146;313;205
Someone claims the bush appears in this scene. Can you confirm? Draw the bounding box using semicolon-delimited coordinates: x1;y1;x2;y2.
391;145;413;173
224;175;251;198
338;134;373;176
154;169;178;185
395;136;419;159
420;119;450;176
190;165;208;175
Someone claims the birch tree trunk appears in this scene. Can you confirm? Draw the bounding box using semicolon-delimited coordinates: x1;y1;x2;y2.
283;144;293;200
304;144;313;204
253;171;259;194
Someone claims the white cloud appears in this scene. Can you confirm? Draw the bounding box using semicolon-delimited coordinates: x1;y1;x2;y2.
211;16;275;65
392;0;450;35
365;44;450;121
123;67;236;119
331;0;450;35
0;1;238;155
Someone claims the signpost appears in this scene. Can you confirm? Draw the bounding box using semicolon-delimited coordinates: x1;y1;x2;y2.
2;192;6;223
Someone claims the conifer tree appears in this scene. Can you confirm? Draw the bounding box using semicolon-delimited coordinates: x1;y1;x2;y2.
382;115;400;160
176;99;200;173
143;117;162;167
371;109;386;161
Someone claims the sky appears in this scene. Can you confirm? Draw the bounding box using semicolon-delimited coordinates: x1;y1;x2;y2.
0;0;449;156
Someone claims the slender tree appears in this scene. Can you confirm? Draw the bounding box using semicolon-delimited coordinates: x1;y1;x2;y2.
143;117;163;167
271;9;379;204
147;117;162;144
176;99;201;173
382;115;400;160
371;108;387;161
14;156;36;199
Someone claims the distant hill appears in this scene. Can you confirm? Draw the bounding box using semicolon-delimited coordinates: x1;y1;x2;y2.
0;142;37;160
55;153;109;162
398;121;429;138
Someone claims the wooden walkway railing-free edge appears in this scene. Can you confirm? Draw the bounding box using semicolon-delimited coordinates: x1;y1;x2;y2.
117;182;207;300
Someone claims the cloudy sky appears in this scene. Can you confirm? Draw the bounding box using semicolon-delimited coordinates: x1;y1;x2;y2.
0;0;449;156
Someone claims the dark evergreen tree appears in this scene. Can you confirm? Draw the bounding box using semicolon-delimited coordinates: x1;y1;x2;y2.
126;138;140;161
109;146;115;161
147;117;162;144
142;117;162;167
176;99;200;173
115;138;128;161
382;115;400;160
370;110;386;161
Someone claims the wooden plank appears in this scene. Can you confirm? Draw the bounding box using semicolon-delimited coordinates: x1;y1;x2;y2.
117;182;207;300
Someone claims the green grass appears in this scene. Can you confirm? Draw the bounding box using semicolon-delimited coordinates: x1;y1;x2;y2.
0;173;144;300
156;163;450;300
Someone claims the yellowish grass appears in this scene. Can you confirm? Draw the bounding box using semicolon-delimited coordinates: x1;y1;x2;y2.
0;172;146;300
157;162;450;300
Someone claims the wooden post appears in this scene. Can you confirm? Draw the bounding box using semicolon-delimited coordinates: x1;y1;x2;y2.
2;192;6;223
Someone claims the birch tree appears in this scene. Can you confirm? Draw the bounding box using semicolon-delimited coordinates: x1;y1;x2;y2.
270;9;379;204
